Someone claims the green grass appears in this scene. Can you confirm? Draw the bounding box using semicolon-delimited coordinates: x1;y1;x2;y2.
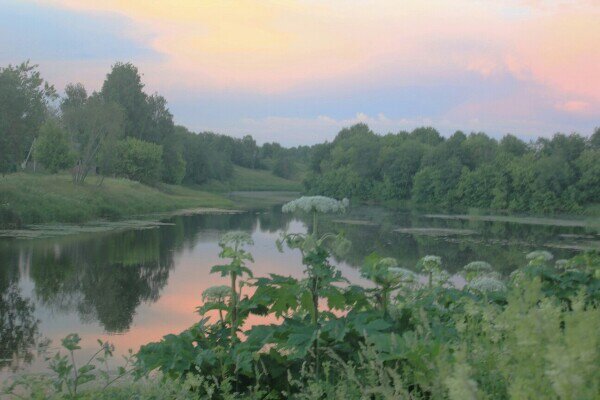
0;173;233;228
198;166;303;192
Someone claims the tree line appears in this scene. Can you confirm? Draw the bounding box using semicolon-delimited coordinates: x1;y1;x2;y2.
0;61;307;185
2;61;598;214
305;123;600;213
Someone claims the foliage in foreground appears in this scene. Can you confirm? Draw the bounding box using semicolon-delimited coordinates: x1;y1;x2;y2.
4;198;599;399
5;250;598;399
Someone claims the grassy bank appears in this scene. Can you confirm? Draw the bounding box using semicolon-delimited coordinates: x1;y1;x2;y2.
198;166;303;192
0;173;233;228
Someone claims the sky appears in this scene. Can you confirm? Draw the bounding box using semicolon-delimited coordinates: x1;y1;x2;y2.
1;0;599;145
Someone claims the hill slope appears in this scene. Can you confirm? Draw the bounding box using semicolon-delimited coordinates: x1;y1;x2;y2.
199;166;303;192
0;173;232;228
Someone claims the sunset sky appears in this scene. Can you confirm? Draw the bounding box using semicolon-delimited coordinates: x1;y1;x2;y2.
1;0;599;145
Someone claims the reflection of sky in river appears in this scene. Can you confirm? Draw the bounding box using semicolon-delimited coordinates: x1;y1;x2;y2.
1;207;593;377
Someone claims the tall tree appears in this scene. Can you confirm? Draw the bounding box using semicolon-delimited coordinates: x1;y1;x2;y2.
62;94;125;184
100;62;149;140
0;61;56;173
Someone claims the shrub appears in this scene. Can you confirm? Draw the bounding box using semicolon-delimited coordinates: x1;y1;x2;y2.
35;120;75;173
113;138;163;185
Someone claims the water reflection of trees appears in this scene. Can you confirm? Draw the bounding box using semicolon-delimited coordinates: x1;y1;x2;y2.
0;206;582;368
320;207;580;274
0;249;39;372
8;210;296;335
26;228;177;333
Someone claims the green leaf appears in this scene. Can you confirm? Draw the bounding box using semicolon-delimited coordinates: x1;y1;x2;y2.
61;333;82;351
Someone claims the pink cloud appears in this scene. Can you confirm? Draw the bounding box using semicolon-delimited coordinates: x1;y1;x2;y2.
555;100;591;113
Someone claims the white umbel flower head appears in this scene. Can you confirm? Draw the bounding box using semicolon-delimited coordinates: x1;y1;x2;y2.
466;276;507;293
219;231;254;247
202;285;231;301
526;250;553;262
463;261;493;273
421;255;442;272
388;267;417;281
282;196;348;214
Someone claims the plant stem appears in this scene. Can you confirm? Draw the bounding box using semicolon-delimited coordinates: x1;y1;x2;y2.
230;272;238;345
70;350;78;397
382;286;389;317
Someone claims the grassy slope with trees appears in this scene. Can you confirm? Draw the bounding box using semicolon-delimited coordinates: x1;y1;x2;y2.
2;60;598;228
0;61;306;227
0;173;231;227
198;165;302;192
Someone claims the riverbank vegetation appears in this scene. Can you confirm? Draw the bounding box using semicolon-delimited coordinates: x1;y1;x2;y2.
0;61;308;188
305;124;600;215
3;60;598;225
4;197;599;399
0;173;230;228
199;166;302;193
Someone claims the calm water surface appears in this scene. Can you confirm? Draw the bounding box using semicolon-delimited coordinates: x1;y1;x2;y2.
1;203;597;376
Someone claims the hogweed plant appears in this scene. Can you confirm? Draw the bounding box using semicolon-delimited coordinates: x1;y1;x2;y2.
361;253;416;316
418;255;449;288
275;196;350;376
462;261;506;295
131;228;599;399
525;250;554;266
199;285;231;324
210;231;254;345
278;196;351;326
282;195;349;236
4;334;134;399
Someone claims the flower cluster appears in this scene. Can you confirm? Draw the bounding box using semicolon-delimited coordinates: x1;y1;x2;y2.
282;196;349;214
388;267;417;281
202;285;231;301
466;276;507;293
463;261;492;273
525;250;553;262
421;255;442;272
219;231;254;248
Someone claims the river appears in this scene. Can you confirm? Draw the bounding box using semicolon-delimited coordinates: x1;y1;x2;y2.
0;199;597;376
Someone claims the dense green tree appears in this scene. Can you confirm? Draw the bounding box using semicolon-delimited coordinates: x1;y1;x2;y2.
35;120;75;173
410;126;443;146
307;123;598;213
309;142;332;173
272;155;295;179
377;139;425;199
499;134;528;157
455;164;499;208
460;132;497;170
60;82;87;114
162;141;186;184
575;149;600;204
113;137;163;185
0;61;56;173
100;62;150;140
541;133;586;164
62;94;125;184
590;127;600;149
